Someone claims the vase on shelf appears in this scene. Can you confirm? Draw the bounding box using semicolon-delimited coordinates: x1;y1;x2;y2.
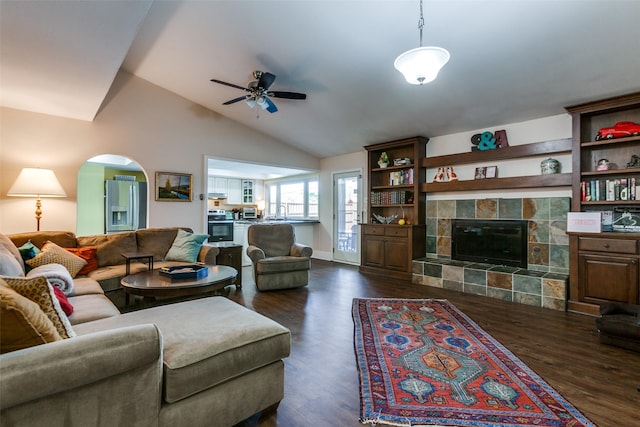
378;162;389;168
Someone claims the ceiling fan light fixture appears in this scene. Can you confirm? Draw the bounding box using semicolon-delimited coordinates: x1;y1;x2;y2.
395;0;450;85
246;98;256;108
394;46;450;85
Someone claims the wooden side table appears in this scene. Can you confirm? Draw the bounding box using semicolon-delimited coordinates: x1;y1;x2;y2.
121;252;154;275
210;243;243;288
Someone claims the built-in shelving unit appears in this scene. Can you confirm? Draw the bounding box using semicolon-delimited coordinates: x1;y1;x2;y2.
361;136;427;281
421;138;572;193
566;92;640;315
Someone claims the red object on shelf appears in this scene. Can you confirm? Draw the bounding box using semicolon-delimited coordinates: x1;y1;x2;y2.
595;121;640;140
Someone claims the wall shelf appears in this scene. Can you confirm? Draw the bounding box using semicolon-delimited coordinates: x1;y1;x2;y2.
421;138;572;168
422;173;572;193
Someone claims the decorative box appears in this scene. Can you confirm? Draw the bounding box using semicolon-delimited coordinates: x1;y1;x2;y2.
567;212;601;233
159;264;208;279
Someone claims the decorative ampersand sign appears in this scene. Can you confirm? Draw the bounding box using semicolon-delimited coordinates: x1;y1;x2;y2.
478;131;497;150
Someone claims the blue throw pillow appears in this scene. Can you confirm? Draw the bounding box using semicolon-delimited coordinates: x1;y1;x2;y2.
18;240;41;273
164;229;209;263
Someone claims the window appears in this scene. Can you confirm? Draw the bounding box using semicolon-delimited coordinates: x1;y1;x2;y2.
265;175;318;219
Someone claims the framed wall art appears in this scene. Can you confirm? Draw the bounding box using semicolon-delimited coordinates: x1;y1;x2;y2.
486;166;498;178
155;172;193;201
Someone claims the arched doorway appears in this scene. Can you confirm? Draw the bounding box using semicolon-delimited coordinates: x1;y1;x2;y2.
76;154;148;236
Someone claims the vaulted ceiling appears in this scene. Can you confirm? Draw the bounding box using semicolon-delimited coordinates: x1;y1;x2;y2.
2;1;639;159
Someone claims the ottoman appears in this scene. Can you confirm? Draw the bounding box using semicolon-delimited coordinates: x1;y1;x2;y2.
74;297;291;426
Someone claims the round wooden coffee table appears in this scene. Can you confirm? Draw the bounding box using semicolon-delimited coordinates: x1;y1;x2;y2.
120;265;237;305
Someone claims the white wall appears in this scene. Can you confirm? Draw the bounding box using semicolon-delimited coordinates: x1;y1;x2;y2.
0;70;319;234
425;114;573;200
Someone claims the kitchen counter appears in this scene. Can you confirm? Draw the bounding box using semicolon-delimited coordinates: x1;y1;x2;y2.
234;219;320;225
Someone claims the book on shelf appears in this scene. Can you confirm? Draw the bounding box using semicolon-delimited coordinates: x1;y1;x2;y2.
370;190;413;205
581;177;639;201
389;169;413;186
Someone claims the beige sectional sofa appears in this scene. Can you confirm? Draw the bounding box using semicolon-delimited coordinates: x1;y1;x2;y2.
0;230;291;426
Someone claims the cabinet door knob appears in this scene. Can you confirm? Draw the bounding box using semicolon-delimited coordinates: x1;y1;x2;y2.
603;244;610;249
632;259;637;265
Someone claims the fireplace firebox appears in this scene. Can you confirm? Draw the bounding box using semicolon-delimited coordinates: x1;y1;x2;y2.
451;219;528;268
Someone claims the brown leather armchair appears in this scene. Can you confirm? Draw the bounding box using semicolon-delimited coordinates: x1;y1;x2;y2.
246;223;312;291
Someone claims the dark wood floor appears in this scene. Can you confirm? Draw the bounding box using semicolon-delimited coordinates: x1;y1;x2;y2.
227;260;638;427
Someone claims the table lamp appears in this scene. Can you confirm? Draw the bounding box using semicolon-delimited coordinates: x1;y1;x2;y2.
7;168;67;231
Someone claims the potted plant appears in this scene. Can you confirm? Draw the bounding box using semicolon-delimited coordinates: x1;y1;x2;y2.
378;152;389;168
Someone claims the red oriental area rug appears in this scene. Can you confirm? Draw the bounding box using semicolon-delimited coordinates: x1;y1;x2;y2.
352;298;595;427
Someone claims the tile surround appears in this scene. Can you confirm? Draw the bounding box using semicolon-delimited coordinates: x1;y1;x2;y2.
413;197;570;310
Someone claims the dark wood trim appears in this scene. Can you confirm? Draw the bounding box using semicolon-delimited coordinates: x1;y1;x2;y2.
422;173;571;193
421;138;572;168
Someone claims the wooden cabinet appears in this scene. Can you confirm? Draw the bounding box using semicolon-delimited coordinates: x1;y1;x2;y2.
214;243;243;288
360;136;427;280
361;224;425;278
566;92;640;315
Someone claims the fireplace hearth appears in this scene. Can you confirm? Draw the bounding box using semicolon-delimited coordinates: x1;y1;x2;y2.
451;219;528;268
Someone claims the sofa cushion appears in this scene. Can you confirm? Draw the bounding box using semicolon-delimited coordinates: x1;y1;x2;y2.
69;277;106;297
0;280;62;353
77;232;137;267
65;246;98;275
0;233;25;276
73;297;291;403
17;240;40;272
26;242;87;278
2;276;74;339
164;229;209;263
135;228;189;261
67;294;120;325
257;256;311;274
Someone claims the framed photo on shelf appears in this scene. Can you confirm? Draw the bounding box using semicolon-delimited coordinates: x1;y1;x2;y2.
155;171;193;201
485;166;498;178
474;167;487;180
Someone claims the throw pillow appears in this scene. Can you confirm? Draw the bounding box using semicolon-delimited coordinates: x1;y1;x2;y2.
0;251;24;277
26;241;87;277
52;286;74;316
0;280;62;354
64;246;98;275
3;276;75;339
17;240;41;273
164;229;209;263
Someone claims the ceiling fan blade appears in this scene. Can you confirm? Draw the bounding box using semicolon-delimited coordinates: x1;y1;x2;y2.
223;95;249;105
269;91;307;100
258;72;276;90
264;97;278;113
210;78;249;92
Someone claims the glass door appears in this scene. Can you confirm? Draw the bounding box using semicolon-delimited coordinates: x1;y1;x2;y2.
333;171;361;264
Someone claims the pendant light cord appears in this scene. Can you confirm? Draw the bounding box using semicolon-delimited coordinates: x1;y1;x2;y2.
418;0;424;47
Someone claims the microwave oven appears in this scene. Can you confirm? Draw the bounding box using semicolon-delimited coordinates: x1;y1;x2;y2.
243;207;257;219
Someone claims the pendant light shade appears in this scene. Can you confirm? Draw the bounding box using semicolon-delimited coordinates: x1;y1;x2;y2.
395;0;449;85
394;46;450;85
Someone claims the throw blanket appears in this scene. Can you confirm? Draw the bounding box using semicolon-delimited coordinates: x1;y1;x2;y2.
27;263;74;295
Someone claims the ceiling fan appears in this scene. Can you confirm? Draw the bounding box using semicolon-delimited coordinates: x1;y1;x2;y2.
210;71;307;114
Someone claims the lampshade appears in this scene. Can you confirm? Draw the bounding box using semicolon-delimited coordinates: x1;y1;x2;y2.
8;168;67;197
394;46;450;85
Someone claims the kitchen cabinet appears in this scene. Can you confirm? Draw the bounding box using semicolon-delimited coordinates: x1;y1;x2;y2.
227;178;242;204
208;176;228;197
234;222;252;266
242;180;254;204
566;92;640;315
360;137;427;280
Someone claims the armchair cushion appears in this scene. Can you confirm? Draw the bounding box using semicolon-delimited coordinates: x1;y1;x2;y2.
256;256;311;274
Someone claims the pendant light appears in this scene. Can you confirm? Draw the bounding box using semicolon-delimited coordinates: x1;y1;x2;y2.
394;0;450;85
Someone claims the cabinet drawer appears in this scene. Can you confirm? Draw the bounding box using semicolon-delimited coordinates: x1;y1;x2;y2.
385;227;408;237
363;225;385;235
578;237;638;254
